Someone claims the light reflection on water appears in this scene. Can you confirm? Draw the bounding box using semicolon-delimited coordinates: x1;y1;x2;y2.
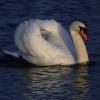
17;64;89;99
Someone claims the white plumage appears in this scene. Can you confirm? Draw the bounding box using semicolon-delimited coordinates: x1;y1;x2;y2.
5;19;89;66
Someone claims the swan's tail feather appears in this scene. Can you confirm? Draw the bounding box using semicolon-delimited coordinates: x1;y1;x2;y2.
4;50;20;58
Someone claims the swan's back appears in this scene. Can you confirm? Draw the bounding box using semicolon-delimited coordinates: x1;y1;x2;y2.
14;19;76;66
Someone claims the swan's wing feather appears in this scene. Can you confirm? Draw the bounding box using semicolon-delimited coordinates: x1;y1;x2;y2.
4;50;20;58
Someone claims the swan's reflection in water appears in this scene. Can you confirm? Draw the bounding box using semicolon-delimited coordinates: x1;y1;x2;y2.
20;64;89;99
71;65;89;100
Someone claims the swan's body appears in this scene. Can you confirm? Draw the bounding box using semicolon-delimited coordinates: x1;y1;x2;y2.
5;19;89;66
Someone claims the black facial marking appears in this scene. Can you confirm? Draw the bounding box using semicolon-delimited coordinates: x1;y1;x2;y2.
79;26;88;34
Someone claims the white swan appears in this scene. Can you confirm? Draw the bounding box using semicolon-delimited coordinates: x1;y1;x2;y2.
5;19;89;66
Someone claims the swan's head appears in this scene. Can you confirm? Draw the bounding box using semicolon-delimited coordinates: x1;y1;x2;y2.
70;21;88;41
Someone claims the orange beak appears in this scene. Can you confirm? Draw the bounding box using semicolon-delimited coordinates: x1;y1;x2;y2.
80;29;88;41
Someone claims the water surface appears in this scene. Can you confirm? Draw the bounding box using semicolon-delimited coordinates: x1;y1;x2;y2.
0;0;100;100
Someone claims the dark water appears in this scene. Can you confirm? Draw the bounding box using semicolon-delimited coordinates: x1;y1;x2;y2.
0;0;100;100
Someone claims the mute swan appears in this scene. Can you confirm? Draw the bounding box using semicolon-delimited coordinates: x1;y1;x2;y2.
4;19;89;66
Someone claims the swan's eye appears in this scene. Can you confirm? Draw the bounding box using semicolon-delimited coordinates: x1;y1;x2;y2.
79;26;88;41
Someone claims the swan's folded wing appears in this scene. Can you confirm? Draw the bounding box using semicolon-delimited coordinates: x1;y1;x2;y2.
12;19;76;65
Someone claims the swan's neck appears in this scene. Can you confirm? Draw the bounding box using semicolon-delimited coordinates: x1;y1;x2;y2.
70;29;89;64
